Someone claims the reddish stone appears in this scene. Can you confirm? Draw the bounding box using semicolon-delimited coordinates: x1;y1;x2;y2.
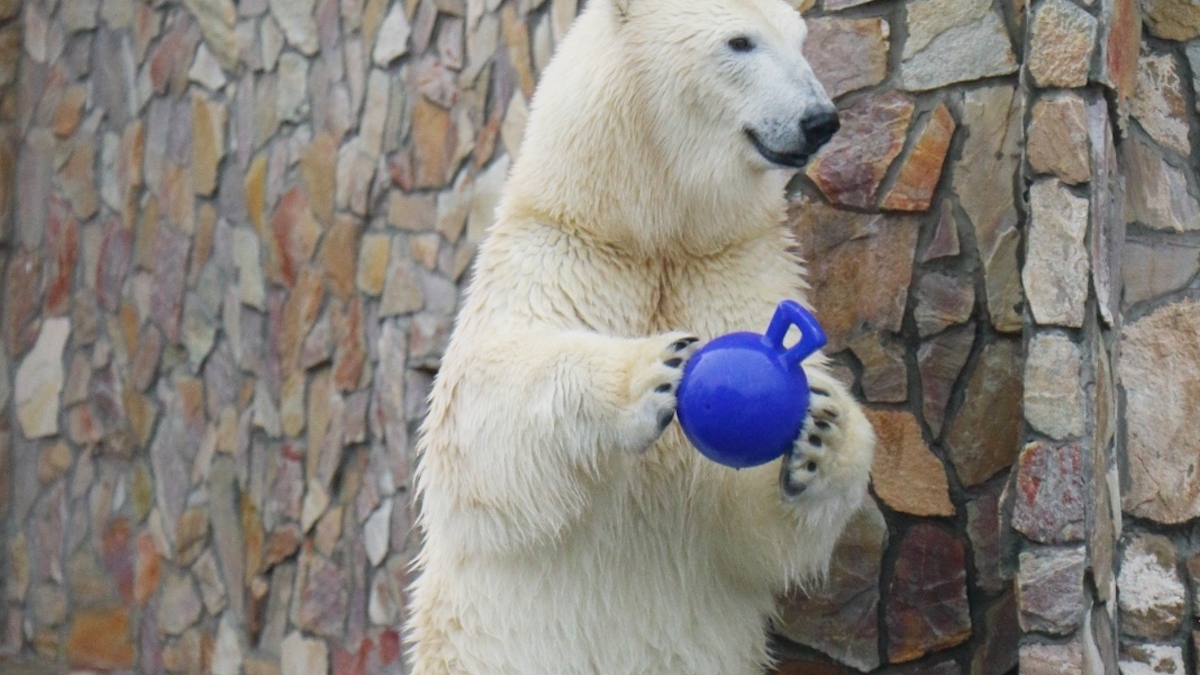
265;443;305;529
132;324;164;391
281;268;326;370
886;523;972;662
1011;442;1086;544
262;522;303;572
135;530;160;606
45;197;80;316
333;638;371;675
805;91;914;209
148;20;194;95
296;550;349;638
847;332;906;403
966;485;1009;594
388;148;416;191
333;297;366;391
4;249;44;356
802;17;889;99
379;629;401;664
1100;0;1140;106
913;271;975;338
880;104;956;212
919;202;961;263
100;517;135;605
96;218;132;309
65;608;136;670
1017;545;1087;634
270;188;323;287
790;200;919;352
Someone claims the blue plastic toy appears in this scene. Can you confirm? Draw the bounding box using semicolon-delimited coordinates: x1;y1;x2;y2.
675;300;828;469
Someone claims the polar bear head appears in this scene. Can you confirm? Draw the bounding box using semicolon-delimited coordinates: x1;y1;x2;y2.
614;0;839;170
505;0;839;253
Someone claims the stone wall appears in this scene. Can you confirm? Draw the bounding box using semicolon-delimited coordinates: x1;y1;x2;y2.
2;0;1200;674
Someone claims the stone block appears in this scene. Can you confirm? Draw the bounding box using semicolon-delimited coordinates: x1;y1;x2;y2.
1024;332;1086;441
1017;545;1087;635
1028;0;1096;88
1117;532;1187;640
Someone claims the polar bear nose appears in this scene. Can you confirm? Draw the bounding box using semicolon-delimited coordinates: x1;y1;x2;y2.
801;111;840;152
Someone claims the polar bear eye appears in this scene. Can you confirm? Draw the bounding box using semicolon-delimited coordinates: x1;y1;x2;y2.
727;36;755;53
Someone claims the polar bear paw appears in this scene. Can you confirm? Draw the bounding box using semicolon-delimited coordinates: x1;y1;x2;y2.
621;332;700;452
780;385;850;501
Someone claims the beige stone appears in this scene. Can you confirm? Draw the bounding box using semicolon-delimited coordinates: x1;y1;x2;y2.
1023;180;1090;328
191;95;226;197
1141;0;1200;40
357;233;391;296
1028;0;1096;88
864;409;954;516
1024;332;1086;440
1130;51;1192;156
1027;93;1090;185
1119;300;1200;523
16;317;71;439
1121;238;1200;306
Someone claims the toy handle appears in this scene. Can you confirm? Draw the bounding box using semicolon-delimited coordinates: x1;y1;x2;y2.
764;300;828;369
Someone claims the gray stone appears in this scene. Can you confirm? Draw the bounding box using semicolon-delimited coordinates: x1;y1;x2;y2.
1122;138;1200;232
1017;545;1087;635
1188;42;1200;115
918;325;973;438
373;2;412;66
1024;332;1086;440
1023;179;1089;328
1121;238;1200;306
946;339;1023;486
1119;300;1200;523
1027;0;1096;87
1117;532;1187;640
269;0;318;54
900;0;1018;91
953;86;1023;333
1131;51;1192;156
159;569;203;635
277;52;310;122
280;631;328;675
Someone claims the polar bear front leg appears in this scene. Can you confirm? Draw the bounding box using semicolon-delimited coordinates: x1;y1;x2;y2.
779;369;874;504
613;333;702;453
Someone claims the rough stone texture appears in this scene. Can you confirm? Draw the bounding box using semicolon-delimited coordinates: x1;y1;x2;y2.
1027;93;1090;185
885;523;972;662
900;0;1018;91
1120;643;1187;675
1119;301;1200;523
1130;51;1192;156
789;200;919;352
1121;238;1200;306
1019;640;1084;674
777;501;887;671
1122;137;1200;232
805;91;914;209
953;86;1023;333
917;325;973;439
1140;0;1200;40
1011;442;1086;544
966;485;1009;594
15;317;70;439
1024;331;1086;440
802;17;889;99
1016;545;1087;635
946;339;1023;486
1027;0;1096;88
880;104;955;213
1117;532;1188;640
913;270;974;338
863;409;954;517
848;332;907;403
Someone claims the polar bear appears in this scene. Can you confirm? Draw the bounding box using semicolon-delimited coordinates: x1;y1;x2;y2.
406;0;876;673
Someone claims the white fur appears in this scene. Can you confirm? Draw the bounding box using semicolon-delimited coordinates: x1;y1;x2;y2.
407;0;875;672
